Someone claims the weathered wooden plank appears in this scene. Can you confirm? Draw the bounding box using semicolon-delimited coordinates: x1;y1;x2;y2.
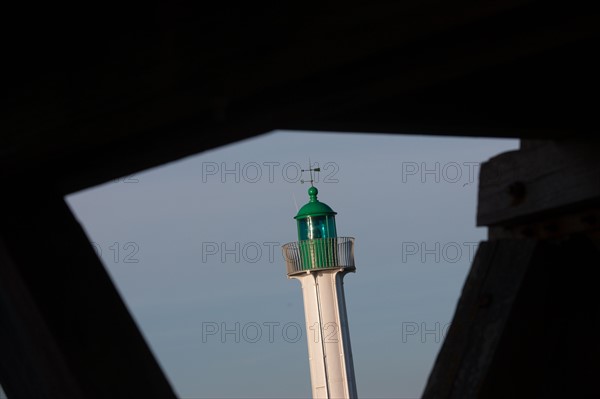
423;236;600;398
476;236;600;398
0;182;176;399
477;140;600;227
422;239;538;399
488;204;600;239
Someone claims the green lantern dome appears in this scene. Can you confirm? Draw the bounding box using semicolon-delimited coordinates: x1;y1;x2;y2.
295;186;337;220
293;185;339;266
295;186;338;241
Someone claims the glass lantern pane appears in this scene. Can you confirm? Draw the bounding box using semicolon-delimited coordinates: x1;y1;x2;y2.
297;216;337;240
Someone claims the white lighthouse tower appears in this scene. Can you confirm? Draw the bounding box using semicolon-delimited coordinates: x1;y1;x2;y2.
282;177;358;399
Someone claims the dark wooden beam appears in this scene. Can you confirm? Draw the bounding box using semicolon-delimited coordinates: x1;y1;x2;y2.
3;1;600;195
476;236;600;398
0;181;176;399
422;239;538;398
477;140;600;228
0;238;84;398
426;137;600;398
423;236;600;398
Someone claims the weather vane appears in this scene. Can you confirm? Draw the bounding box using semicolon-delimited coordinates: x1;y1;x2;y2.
300;160;320;186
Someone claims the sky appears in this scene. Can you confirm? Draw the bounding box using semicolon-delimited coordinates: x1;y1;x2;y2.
64;131;518;399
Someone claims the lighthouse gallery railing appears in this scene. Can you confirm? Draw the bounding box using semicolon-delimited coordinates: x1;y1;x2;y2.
282;237;355;276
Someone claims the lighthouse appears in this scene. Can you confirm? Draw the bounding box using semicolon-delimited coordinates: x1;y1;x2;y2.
282;178;358;399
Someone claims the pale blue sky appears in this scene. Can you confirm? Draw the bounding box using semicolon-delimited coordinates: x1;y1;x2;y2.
65;131;518;398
